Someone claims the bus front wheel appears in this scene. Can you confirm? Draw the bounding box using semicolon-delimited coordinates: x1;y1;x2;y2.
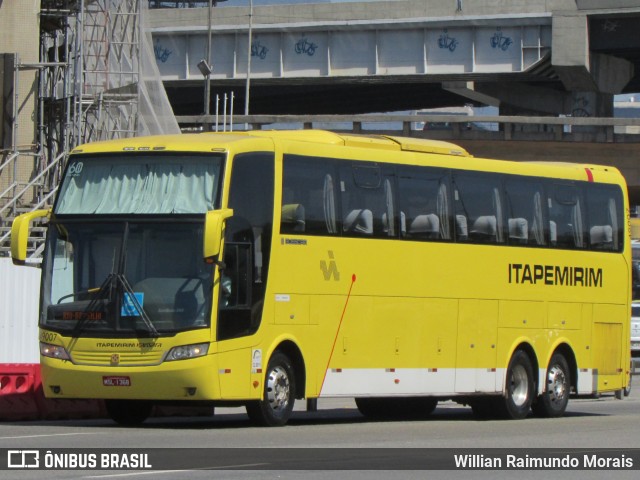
532;353;571;418
500;350;534;419
246;352;296;427
105;400;152;426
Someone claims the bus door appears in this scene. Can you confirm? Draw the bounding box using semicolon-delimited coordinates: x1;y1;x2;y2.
217;153;274;342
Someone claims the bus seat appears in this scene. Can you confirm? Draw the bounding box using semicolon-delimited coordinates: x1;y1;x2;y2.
470;215;497;241
590;225;613;248
281;203;305;232
409;214;440;239
508;217;528;243
549;221;557;245
344;209;373;235
455;214;468;240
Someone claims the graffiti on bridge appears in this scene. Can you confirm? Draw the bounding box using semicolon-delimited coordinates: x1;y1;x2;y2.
154;39;172;63
572;96;592;117
295;37;318;56
251;40;269;59
438;29;459;52
490;28;513;51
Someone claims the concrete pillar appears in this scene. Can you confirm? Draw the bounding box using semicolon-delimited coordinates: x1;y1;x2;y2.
552;12;633;95
569;91;614;118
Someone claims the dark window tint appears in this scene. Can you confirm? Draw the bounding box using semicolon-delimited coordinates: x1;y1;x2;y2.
504;178;546;246
340;162;396;238
547;184;585;249
282;155;339;235
585;184;624;252
452;173;505;244
219;152;274;340
280;154;625;255
397;166;451;241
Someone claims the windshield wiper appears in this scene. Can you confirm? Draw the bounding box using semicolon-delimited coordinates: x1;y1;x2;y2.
72;273;159;338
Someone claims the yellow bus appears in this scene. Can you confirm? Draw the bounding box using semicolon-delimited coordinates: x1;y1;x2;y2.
11;130;631;426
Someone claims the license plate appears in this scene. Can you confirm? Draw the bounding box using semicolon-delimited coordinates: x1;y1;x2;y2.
102;376;131;387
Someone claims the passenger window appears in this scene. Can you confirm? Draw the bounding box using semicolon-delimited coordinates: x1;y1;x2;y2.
397;166;451;241
586;184;623;252
282;156;338;235
547;184;585;249
452;173;505;244
504;179;546;246
340;162;395;238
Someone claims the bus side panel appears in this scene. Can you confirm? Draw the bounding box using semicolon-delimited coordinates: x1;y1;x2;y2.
592;303;627;392
216;348;251;400
455;299;498;393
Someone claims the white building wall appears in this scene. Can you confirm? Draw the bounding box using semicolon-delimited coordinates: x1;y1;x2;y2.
0;258;41;363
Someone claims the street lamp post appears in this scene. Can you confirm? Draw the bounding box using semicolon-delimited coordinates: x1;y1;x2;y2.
204;0;213;116
245;0;253;117
199;1;228;117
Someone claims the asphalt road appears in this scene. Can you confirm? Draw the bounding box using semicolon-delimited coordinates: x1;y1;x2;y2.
0;388;638;480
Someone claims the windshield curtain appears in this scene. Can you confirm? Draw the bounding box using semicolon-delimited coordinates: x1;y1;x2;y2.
55;154;222;214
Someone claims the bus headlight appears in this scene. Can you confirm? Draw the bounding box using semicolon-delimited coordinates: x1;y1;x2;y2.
40;342;70;360
165;343;209;362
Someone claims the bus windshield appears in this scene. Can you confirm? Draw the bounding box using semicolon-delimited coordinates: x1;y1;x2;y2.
41;218;214;336
55;153;223;214
41;152;224;336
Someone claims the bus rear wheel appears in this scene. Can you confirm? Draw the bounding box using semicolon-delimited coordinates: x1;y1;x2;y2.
532;353;571;418
246;352;296;427
105;400;152;426
499;350;534;419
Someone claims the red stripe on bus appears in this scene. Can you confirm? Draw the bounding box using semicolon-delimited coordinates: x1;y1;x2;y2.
585;168;594;182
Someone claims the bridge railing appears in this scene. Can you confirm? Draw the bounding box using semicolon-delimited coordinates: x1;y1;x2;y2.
175;114;640;143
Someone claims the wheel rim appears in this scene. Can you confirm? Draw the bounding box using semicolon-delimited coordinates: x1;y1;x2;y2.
510;364;529;407
547;364;567;404
266;365;290;413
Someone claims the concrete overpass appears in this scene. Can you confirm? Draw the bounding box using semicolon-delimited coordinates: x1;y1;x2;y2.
148;0;640;116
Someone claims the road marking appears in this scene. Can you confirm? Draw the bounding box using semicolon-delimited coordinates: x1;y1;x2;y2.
0;432;105;440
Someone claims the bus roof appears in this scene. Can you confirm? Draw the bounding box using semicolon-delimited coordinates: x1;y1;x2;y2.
69;130;624;185
70;130;471;157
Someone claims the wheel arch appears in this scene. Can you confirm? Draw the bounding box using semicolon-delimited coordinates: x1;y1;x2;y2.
272;340;306;400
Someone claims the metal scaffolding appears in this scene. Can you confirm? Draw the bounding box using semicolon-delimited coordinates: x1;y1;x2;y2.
1;0;178;255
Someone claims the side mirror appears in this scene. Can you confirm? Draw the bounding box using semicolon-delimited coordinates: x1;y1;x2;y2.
11;209;51;265
203;208;233;260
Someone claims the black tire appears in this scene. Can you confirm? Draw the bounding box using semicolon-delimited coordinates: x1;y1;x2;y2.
498;350;534;419
105;400;152;426
624;367;632;397
532;353;571;418
624;374;633;397
246;352;295;426
355;397;438;419
355;397;388;418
